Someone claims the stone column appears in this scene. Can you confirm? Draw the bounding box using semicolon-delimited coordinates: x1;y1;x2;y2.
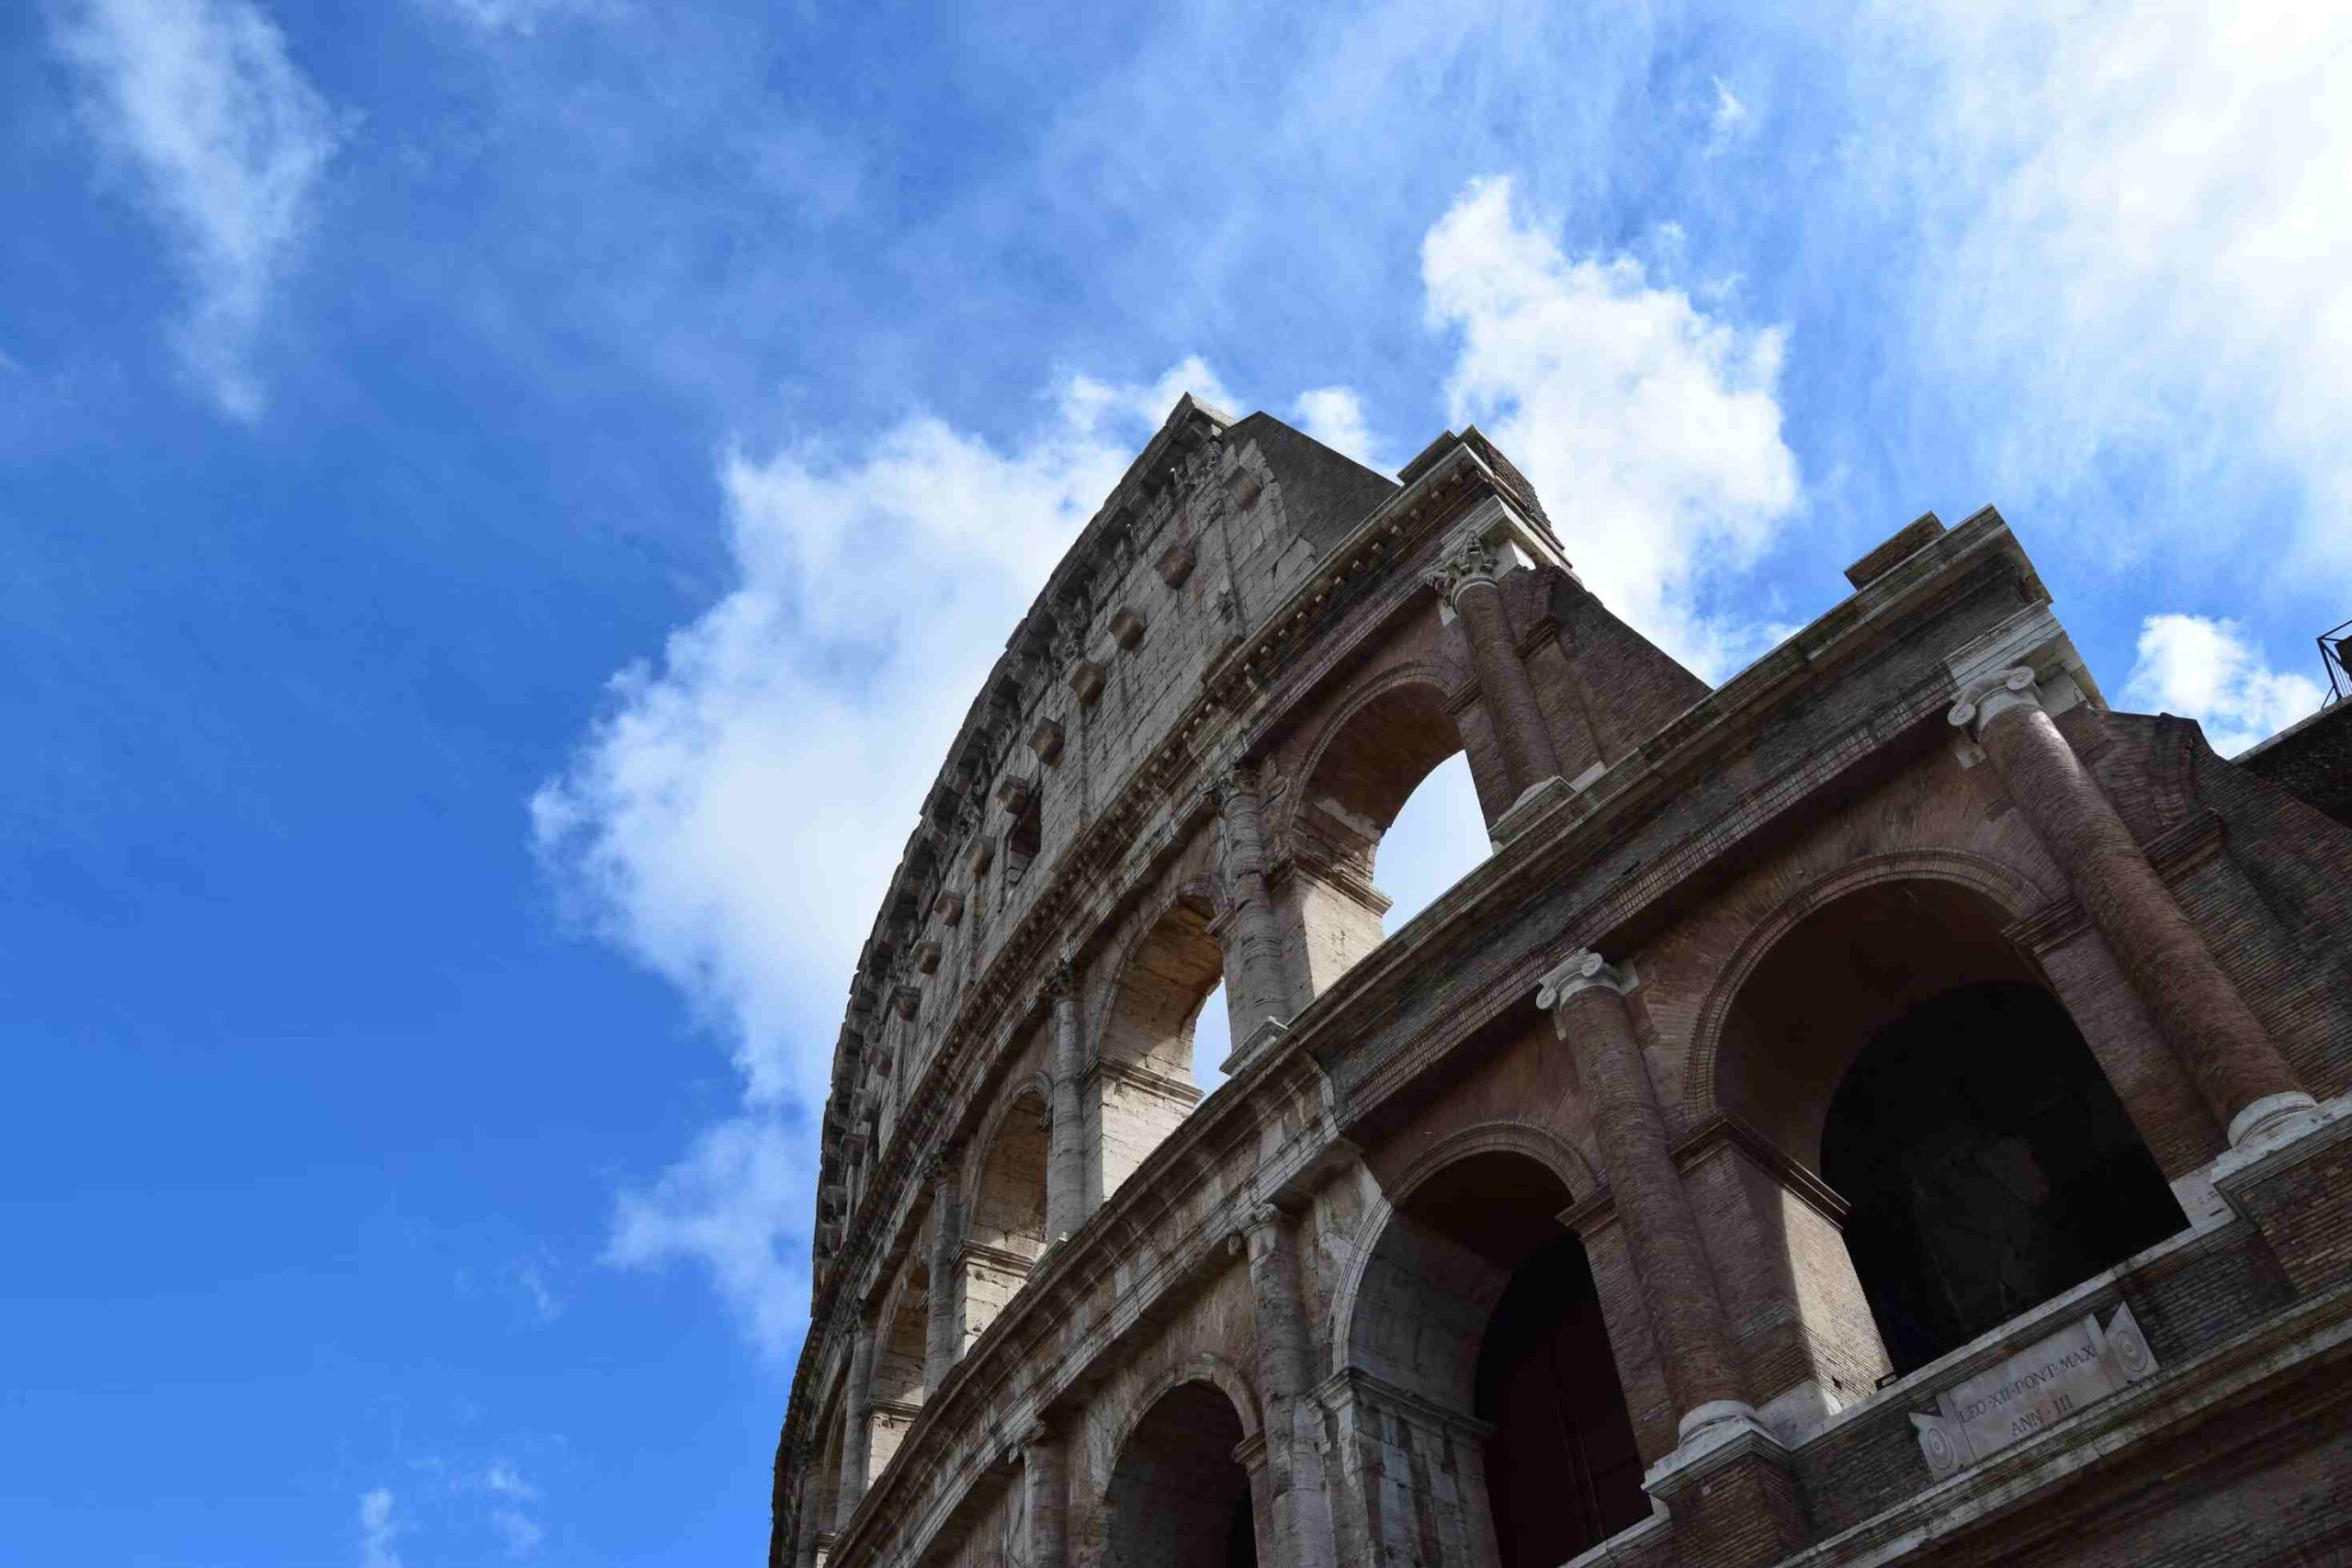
835;1316;876;1529
1429;536;1562;802
1022;1420;1069;1568
1238;1203;1336;1568
1046;965;1088;1240
923;1158;962;1393
1538;951;1753;1447
1952;670;2314;1147
1216;768;1294;1058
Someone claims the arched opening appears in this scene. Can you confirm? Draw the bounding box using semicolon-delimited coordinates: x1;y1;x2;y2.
1374;751;1491;930
799;1399;843;1561
1091;897;1217;1203
865;1259;930;1479
1285;680;1487;998
1346;1151;1647;1566
1193;979;1230;1095
963;1087;1050;1348
1719;880;2187;1376
1823;983;2184;1372
1103;1379;1257;1568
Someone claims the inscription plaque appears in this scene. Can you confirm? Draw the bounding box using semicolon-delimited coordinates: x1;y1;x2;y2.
1910;1303;2157;1479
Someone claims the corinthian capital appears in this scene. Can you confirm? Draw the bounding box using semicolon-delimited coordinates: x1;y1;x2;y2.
1424;536;1509;622
1535;948;1636;1032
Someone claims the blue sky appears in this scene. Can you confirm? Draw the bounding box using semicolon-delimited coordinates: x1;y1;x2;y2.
5;3;2346;1564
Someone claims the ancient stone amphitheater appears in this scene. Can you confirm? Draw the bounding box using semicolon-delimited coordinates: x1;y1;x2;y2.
771;398;2352;1568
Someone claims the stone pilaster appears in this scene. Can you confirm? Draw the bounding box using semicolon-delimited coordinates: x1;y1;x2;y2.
1046;964;1088;1240
1951;669;2314;1148
1428;536;1563;805
1022;1420;1069;1568
1238;1203;1335;1568
1215;767;1294;1068
835;1317;876;1529
923;1159;962;1394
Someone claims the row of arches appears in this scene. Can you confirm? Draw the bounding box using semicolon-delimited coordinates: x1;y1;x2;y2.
1081;873;2191;1568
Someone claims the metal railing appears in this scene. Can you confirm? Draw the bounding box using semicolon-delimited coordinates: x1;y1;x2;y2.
2323;618;2351;706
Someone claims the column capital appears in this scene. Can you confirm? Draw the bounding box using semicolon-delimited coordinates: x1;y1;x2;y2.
1046;959;1077;999
1947;665;2043;738
1423;536;1510;623
1535;949;1637;1029
1213;764;1264;807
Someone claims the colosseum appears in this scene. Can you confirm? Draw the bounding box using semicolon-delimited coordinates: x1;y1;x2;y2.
768;397;2352;1568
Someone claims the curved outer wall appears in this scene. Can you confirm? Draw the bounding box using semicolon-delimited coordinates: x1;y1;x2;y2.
770;400;2352;1568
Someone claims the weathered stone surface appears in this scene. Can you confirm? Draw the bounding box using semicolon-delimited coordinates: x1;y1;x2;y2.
768;402;2352;1568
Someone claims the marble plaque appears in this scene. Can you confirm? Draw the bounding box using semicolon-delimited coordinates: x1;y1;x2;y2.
1910;1303;2157;1480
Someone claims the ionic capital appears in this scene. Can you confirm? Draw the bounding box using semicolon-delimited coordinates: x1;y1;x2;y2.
1947;665;2043;739
1535;948;1637;1032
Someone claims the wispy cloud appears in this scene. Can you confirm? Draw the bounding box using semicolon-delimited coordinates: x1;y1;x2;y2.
1423;175;1801;675
536;360;1235;1359
357;1488;401;1568
419;0;604;37
2123;614;2322;758
50;0;341;420
1858;2;2352;583
1292;387;1386;472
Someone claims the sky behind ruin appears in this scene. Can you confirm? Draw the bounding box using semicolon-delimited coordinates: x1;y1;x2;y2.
5;3;2346;1565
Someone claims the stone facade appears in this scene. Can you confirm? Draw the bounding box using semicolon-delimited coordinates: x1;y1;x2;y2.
770;399;2352;1568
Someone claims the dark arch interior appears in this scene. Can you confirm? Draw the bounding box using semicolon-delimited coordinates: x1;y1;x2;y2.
1823;981;2186;1373
1393;1153;1648;1567
1103;1380;1255;1568
1475;1232;1648;1565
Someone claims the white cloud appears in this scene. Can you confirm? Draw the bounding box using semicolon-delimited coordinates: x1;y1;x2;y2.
2123;614;2321;758
51;0;340;419
481;1461;538;1502
421;0;604;36
491;1506;544;1559
536;361;1233;1359
358;1488;401;1568
1423;175;1802;676
1706;76;1750;154
1292;386;1386;471
1862;2;2352;581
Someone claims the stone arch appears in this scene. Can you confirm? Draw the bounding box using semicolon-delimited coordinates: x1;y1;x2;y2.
1272;665;1479;1002
866;1250;932;1481
1101;1352;1264;1480
1327;1124;1600;1383
959;1078;1052;1350
1085;883;1220;1206
1101;1364;1265;1568
1277;661;1469;856
1332;1146;1645;1568
1684;849;2046;1125
1705;868;2188;1376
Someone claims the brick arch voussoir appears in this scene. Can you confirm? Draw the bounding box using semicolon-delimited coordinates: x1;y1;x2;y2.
1272;658;1465;857
1083;871;1227;1069
1681;849;2049;1122
1099;1351;1264;1500
1326;1121;1598;1380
